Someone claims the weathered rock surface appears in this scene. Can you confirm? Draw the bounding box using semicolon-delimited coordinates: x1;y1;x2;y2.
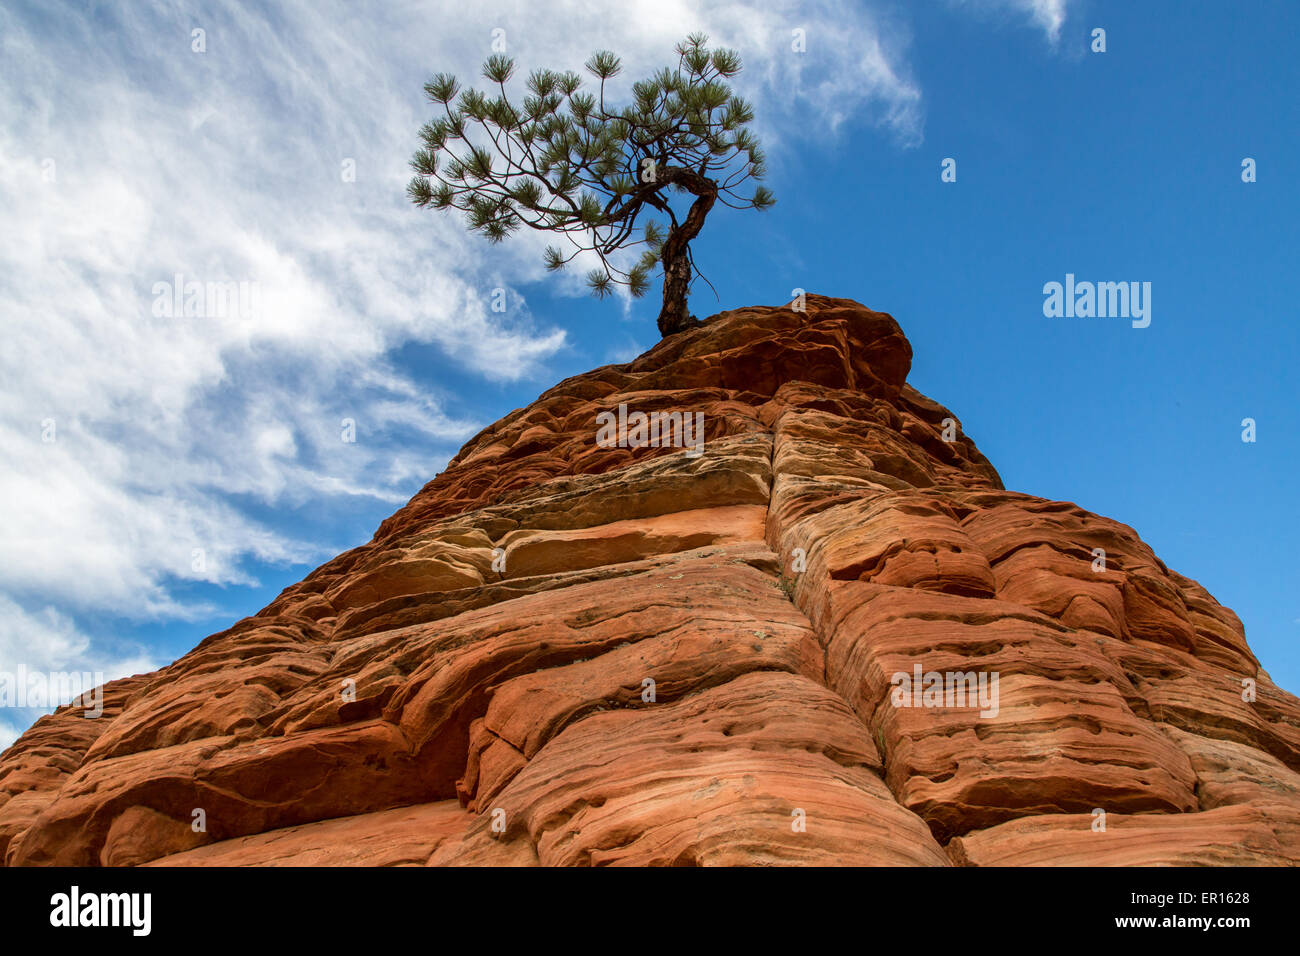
3;295;1297;866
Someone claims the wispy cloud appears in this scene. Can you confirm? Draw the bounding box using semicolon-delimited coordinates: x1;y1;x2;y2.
2;0;1023;746
951;0;1073;45
0;597;156;751
0;0;929;640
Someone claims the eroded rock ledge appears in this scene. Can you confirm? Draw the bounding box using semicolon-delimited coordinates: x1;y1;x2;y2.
3;295;1297;866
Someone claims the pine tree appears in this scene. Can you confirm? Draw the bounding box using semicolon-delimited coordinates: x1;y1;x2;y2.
407;33;774;338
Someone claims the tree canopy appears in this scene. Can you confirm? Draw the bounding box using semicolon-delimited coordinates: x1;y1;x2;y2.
408;33;773;336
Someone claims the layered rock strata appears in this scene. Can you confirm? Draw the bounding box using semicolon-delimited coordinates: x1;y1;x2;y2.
3;295;1297;866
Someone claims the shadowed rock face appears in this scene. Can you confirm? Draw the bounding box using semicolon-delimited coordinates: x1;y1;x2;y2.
3;294;1298;867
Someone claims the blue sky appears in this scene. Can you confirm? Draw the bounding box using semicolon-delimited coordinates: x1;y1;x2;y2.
1;0;1296;746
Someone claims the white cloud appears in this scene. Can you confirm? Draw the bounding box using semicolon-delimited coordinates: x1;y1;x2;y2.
1;0;931;633
1017;0;1070;44
0;0;1094;747
0;596;157;751
0;598;155;679
0;720;20;754
951;0;1073;45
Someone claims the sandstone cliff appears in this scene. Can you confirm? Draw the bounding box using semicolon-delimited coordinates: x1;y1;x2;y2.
3;295;1298;866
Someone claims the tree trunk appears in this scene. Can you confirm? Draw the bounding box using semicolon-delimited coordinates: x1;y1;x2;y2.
655;171;717;337
657;243;694;336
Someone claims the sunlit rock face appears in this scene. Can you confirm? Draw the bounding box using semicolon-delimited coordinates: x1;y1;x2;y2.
3;294;1297;867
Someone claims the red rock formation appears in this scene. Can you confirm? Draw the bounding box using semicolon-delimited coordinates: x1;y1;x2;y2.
3;295;1297;866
